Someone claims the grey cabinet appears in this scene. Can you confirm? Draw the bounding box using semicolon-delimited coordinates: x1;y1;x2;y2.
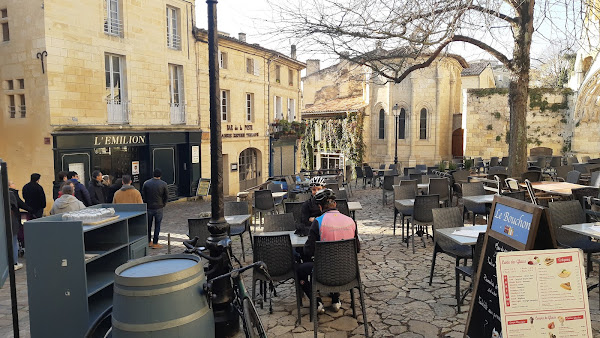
24;204;147;337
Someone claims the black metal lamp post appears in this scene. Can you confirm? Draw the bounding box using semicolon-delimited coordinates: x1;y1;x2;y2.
205;0;238;336
393;104;400;165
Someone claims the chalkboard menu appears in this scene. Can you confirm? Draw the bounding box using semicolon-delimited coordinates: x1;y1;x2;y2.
196;178;211;197
465;195;555;338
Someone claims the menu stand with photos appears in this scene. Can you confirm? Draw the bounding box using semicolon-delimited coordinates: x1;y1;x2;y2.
465;195;556;338
196;178;211;197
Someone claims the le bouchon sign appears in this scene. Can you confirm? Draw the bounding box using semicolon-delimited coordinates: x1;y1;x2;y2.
222;124;259;138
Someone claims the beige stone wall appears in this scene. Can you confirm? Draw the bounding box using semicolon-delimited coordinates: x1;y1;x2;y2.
464;89;573;159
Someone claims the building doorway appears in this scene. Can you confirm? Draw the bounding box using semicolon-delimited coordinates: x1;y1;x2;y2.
239;148;261;191
452;128;464;157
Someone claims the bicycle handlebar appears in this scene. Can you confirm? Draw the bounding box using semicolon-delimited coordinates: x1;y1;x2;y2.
207;261;271;284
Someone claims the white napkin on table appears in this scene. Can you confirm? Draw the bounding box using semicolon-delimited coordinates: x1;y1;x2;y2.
452;229;484;238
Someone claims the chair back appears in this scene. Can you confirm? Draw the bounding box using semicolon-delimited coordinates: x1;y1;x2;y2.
335;199;350;217
501;156;510;167
284;201;304;226
429;178;449;201
521;171;542;182
567;156;579;165
462;182;485;197
502;191;526;201
573;163;589;173
548;200;588;247
336;189;348;200
571;187;599;210
187;217;211;245
421;174;435;184
488;166;508;175
296;192;311;202
413;195;439;223
415;164;427;173
549;156;562;168
355;166;364;179
224;201;249;216
284;175;297;191
409;173;422;182
505;178;520;192
253;234;295;279
524;179;538;205
263;213;296;232
582;156;591;163
489;157;499;167
451;170;470;184
313;239;359;288
393;184;416;200
591;171;600;188
364;166;374;178
555;165;573;181
535;156;547;168
254;190;275;211
382;176;395;191
399;180;418;194
432;207;464;250
566;170;581;184
299;172;307;181
268;182;283;192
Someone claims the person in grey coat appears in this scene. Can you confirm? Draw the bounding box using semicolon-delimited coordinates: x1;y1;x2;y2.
50;184;86;215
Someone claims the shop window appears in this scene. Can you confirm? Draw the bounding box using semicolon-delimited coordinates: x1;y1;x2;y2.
219;51;228;69
420;108;428;140
274;96;283;120
275;65;281;83
221;89;229;121
287;98;295;121
320;152;344;170
7;94;14;118
169;64;185;124
398;108;406;139
104;0;122;36
288;68;293;86
378;108;385;139
105;53;128;124
246;92;253;122
166;6;181;49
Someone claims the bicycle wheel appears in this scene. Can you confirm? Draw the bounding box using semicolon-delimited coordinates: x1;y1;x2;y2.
242;297;267;338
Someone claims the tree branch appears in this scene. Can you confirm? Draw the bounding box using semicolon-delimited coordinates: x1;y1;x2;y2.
453;35;513;69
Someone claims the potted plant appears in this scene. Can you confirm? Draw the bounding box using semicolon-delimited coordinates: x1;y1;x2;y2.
438;161;447;172
464;159;474;172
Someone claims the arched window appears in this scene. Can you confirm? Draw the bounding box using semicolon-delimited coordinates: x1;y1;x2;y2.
378;108;385;139
419;108;427;140
398;108;406;139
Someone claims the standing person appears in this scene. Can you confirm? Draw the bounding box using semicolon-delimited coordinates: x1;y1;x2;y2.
297;189;360;314
142;169;168;249
87;170;105;205
113;175;143;204
67;171;92;206
22;173;46;218
300;176;326;231
8;181;33;270
106;177;123;203
50;183;86;215
52;171;68;200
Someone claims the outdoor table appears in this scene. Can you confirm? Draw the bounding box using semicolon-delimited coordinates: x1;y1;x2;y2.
519;181;589;197
435;224;487;246
254;230;307;247
271;191;287;199
462;194;495;205
417;183;429;193
225;214;251;225
348;201;362;220
395;199;415;208
562;222;600;291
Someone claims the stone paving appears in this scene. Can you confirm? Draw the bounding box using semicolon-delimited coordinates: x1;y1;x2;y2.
2;186;600;337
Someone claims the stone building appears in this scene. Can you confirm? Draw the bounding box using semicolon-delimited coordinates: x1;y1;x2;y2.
0;0;304;210
301;53;467;170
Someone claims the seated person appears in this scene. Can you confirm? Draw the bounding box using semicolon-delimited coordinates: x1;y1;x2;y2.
50;183;86;215
297;189;360;314
300;176;326;231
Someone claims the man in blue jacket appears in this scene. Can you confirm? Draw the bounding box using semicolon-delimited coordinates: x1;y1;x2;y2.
67;171;92;207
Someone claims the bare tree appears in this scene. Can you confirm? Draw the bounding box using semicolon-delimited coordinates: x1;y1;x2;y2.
268;0;599;175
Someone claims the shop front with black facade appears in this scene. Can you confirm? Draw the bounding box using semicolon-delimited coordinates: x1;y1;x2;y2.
52;131;202;200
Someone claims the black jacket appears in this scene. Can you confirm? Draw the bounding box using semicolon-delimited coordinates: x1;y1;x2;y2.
300;196;322;229
8;189;31;235
22;181;46;212
142;178;168;209
52;180;64;200
87;179;105;205
105;179;123;203
69;178;92;206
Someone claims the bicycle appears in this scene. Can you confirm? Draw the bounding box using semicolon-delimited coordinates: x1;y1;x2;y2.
183;237;273;338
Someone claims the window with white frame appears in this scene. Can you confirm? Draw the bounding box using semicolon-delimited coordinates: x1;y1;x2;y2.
287;98;295;121
105;53;128;123
419;108;428;139
219;51;228;69
169;64;185;124
274;96;283;120
166;6;181;49
104;0;122;36
246;93;254;122
221;90;230;121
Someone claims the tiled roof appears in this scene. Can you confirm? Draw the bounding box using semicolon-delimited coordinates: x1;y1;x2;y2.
461;62;490;76
302;96;366;117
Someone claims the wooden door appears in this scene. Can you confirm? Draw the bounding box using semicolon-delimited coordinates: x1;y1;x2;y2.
452;128;464;157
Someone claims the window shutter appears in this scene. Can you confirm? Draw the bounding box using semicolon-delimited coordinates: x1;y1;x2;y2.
253;59;260;76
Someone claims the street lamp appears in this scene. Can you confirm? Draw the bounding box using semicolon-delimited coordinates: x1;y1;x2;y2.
392;104;400;165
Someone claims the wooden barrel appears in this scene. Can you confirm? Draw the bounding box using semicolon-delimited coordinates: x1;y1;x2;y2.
112;254;214;337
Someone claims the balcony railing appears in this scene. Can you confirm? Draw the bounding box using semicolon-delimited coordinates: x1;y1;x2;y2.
8;105;15;118
167;32;181;49
107;98;129;124
170;102;186;124
104;17;123;37
20;105;26;118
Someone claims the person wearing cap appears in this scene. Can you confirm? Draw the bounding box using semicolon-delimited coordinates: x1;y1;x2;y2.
297;188;360;314
300;176;326;231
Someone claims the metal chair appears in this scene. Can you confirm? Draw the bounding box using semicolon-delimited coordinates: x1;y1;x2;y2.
382;176;395;205
407;194;440;254
429;177;450;206
524;179;553;206
393;185;416;240
429;207;472;286
504;178;520;192
354;166;364;188
566;170;581;184
455;232;485;313
225;201;252;261
187;217;211;249
252;234;302;324
311;239;368;337
263;213;296;232
451;170;470;200
462;182;488;226
253;190;278;227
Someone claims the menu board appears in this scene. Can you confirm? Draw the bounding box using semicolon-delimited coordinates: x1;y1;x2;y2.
496;249;593;337
196;178;211;197
491;203;533;245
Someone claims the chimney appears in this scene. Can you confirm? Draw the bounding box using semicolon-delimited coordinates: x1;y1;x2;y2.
291;45;297;60
238;32;246;42
306;59;320;76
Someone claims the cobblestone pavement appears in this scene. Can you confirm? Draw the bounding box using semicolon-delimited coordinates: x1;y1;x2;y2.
2;187;600;337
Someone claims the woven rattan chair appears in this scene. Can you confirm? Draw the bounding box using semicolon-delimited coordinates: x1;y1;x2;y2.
336;189;348;200
408;194;440;253
591;172;600;188
355;166;364;188
382;176;395;205
567;156;579;165
549;200;600;278
336;199;351;218
263;213;296;232
284;201;303;227
187;217;211;249
399;179;418;195
268;183;285;208
555;165;574;181
566;170;581;184
252;234;302;324
429;207;473;285
462;182;489;226
571;187;599;210
521;171;542;182
311;239;368;337
455;232;485;313
582;156;591;163
342;167;353;196
549;156;562;168
489;157;499;168
451;170;470;200
364;166;377;188
393;185;416;240
502;191;526;200
253;190;278;227
429;177;450;206
225;201;252;261
296;192;311;202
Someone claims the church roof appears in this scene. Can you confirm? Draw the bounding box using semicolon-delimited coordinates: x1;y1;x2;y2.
462;62;490;76
302;96;366;118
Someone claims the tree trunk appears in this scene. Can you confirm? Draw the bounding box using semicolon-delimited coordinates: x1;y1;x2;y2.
508;0;535;177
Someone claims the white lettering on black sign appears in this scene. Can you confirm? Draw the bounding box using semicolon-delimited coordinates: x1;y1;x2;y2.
94;135;146;146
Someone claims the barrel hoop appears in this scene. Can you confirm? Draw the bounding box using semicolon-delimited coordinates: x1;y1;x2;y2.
114;274;204;297
112;305;211;332
115;254;202;286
